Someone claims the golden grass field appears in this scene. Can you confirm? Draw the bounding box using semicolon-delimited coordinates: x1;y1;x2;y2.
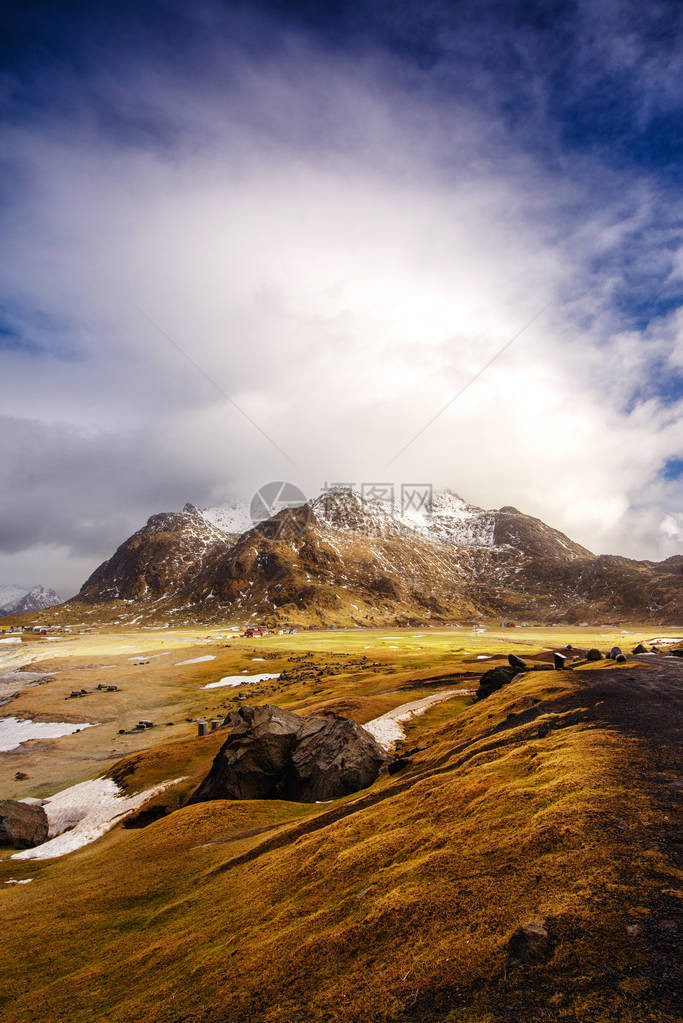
1;623;681;1021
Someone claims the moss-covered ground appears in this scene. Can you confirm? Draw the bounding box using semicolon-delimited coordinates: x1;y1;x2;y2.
0;624;681;1021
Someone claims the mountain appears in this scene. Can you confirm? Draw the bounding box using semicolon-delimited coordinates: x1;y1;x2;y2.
68;488;683;625
0;585;26;612
78;506;228;604
0;584;61;617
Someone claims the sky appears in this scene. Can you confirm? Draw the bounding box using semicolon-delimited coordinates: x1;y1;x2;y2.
1;0;682;596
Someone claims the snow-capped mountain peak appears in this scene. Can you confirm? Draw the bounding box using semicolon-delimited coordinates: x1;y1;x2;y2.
0;584;62;617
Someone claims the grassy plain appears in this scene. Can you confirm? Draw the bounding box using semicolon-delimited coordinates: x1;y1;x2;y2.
0;622;681;1021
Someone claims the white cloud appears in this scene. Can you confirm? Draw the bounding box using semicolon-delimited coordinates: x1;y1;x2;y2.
1;22;682;591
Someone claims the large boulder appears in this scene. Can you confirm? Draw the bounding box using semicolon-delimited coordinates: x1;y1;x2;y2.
290;714;388;802
586;649;603;661
190;704;390;804
189;705;302;802
0;799;48;849
476;666;516;700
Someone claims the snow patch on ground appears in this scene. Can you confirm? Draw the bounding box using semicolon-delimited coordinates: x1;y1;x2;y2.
4;878;33;885
0;716;95;752
13;776;184;860
364;688;474;749
174;655;216;666
203;673;280;690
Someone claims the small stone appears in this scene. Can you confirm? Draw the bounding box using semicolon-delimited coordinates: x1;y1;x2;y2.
508;920;551;963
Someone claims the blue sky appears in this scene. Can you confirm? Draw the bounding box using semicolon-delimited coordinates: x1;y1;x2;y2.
1;0;682;592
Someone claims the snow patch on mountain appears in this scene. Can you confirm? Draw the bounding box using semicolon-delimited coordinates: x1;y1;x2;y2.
202;501;256;536
0;585;62;617
400;490;496;547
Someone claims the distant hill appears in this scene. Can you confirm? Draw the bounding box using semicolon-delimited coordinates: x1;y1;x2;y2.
60;488;683;626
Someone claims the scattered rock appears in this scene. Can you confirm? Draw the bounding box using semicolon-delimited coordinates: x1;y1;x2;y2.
508;654;527;670
615;653;627;663
632;644;647;654
14;771;28;781
607;646;622;660
476;666;516;700
0;799;48;849
586;649;602;661
508;919;552;963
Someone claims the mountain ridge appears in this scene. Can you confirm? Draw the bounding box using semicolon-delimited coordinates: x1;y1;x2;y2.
62;488;683;626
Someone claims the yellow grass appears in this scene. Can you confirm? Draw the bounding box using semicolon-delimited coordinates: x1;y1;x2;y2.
0;618;680;1022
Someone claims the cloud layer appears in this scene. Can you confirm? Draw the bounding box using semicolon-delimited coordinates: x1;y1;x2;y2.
1;1;682;593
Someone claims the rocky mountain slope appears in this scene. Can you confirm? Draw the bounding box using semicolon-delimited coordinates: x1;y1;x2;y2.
67;488;683;625
78;506;228;604
0;585;61;617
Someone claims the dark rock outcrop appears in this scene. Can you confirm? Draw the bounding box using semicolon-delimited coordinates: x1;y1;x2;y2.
189;704;389;804
632;644;647;654
190;705;302;802
508;654;527;670
290;714;388;802
586;649;603;661
476;666;516;700
0;799;48;848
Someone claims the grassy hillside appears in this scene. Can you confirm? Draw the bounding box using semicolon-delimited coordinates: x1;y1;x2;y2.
1;660;680;1023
